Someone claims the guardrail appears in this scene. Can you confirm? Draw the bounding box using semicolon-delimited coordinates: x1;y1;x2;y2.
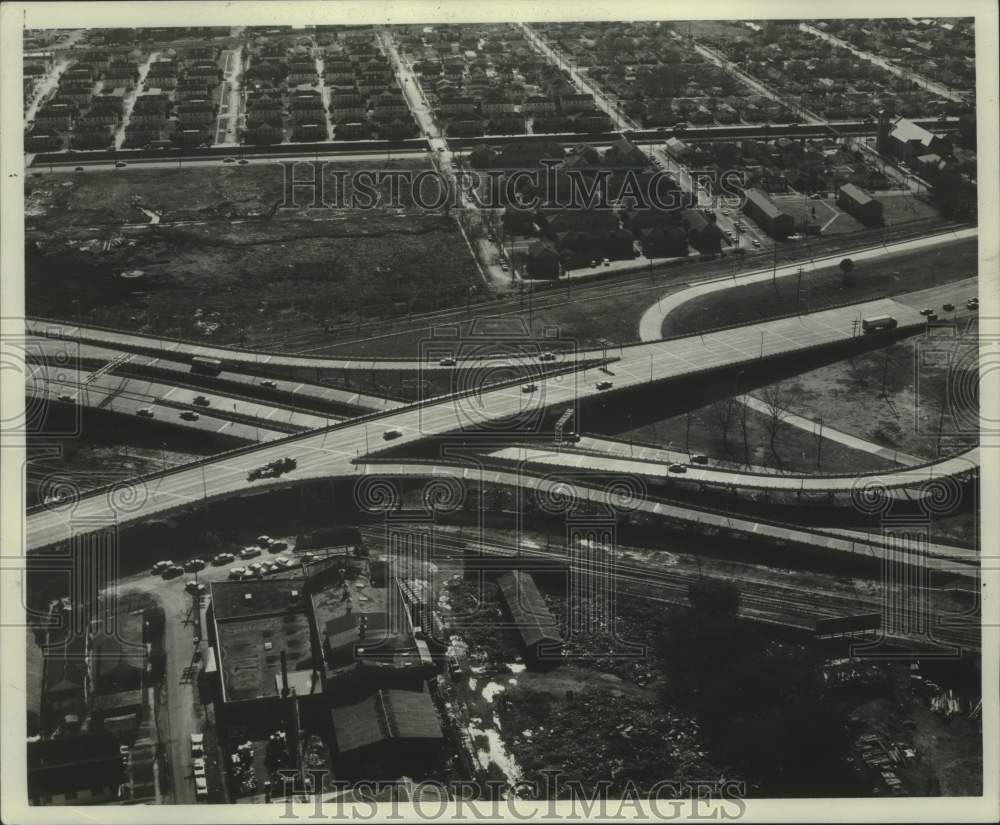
352;457;978;563
23;357;585;519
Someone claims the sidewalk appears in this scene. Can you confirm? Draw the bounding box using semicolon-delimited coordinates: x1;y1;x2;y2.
737;394;923;466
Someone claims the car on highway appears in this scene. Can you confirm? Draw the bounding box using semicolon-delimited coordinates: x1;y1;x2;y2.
180;411;200;421
383;428;403;441
751;239;761;248
691;454;709;465
668;464;687;474
240;546;262;560
539;352;556;362
228;567;246;580
438;356;456;366
238;159;249;165
967;297;979;310
162;565;184;579
943;303;955;312
521;383;537;394
185;581;207;595
57;393;75;403
595;380;613;391
212;552;235;565
223;156;235;163
115;161;127;169
184;558;206;572
809;193;823;200
137;407;154;418
919;308;934;316
193;395;211;407
259;379;278;389
74;166;84;172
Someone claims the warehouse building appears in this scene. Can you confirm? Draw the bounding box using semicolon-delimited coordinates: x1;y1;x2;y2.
496;571;563;665
742;188;795;239
836;183;883;226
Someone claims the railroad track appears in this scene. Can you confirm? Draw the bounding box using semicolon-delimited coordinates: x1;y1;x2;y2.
360;526;979;651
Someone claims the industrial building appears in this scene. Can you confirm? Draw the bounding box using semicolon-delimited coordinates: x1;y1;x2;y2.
837;183;884;226
496;571;564;664
741;188;795;239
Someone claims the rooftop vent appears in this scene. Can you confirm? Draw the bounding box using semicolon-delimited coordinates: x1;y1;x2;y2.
244;593;253;601
263;641;273;651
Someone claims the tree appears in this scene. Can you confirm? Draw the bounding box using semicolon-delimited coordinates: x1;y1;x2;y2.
687;578;741;616
738;398;752;467
708;398;736;454
759;384;787;466
839;257;855;285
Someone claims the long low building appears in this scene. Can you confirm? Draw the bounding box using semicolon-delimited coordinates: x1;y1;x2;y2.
496;571;563;664
837;183;883;226
742;187;795;238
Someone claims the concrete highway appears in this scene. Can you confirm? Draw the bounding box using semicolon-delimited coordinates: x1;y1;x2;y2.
25;318;603;374
638;228;979;341
486;443;978;494
25;334;402;414
25;295;937;551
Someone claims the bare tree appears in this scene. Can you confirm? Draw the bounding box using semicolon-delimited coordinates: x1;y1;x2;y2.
760;384;787;466
709;398;736;454
738;397;752;468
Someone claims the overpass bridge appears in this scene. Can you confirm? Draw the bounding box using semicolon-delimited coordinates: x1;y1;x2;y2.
25;295;943;552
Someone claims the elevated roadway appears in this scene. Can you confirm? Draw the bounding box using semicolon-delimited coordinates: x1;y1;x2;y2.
25;296;942;552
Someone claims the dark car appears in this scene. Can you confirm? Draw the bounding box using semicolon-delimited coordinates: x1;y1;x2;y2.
74;166;84;172
180;411;200;421
184;558;206;572
162;565;184;579
114;161;127;169
919;308;934;316
193;395;211;407
967;297;979;310
668;464;687;474
691;454;709;465
942;303;955;312
595;380;613;391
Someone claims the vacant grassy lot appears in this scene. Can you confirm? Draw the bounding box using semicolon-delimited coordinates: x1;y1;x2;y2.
25;162;482;341
663;238;978;336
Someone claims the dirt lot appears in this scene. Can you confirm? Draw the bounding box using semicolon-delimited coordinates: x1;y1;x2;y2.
25;163;481;342
663;238;978;336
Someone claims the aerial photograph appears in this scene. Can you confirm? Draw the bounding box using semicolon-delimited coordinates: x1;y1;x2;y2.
4;4;996;819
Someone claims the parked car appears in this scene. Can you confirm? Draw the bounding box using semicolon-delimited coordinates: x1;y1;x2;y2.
967;297;979;310
162;565;184;579
300;552;317;564
212;552;234;565
751;239;761;248
438;356;456;366
137;408;154;418
602;258;611;266
180;411;200;421
691;454;709;465
195;777;208;800
943;303;955;312
268;541;288;553
152;560;173;574
57;393;75;403
668;464;687;474
595;380;613;390
240;546;261;559
185;581;207;595
193;395;211;407
919;308;934;316
190;733;205;757
256;535;272;546
447;655;462;680
273;557;292;569
228;567;246;580
383;428;402;441
184;558;206;572
809;193;822;200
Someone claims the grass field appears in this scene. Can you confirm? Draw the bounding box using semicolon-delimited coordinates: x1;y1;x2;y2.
25;162;483;342
662;238;978;337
